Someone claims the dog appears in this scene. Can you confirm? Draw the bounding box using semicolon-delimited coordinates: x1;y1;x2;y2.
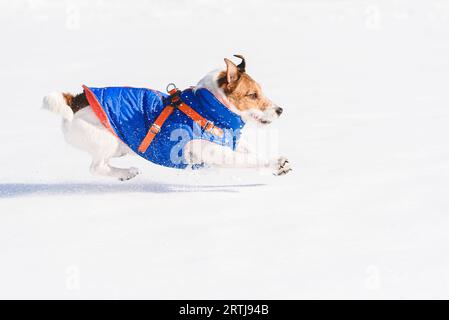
42;55;292;181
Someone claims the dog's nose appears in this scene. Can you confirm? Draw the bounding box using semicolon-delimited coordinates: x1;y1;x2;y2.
275;107;283;116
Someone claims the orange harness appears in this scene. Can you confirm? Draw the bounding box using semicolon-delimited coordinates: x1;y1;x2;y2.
138;85;224;154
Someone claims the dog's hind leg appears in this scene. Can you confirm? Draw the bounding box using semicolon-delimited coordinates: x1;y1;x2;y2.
90;158;139;181
63;107;139;181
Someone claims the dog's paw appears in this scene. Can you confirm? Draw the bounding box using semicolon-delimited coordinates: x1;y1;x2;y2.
118;167;140;181
274;157;292;176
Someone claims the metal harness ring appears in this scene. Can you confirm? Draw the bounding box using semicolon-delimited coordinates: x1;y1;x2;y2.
166;83;177;93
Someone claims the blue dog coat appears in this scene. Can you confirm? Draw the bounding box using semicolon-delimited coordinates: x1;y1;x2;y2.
83;85;245;169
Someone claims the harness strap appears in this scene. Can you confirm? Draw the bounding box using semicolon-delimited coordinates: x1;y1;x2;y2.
138;85;224;154
137;105;175;153
178;103;224;138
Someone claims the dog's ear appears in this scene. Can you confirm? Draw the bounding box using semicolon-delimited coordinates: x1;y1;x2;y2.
224;58;240;85
233;54;246;72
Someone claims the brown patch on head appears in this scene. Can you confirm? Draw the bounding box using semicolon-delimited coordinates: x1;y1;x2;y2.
217;58;272;113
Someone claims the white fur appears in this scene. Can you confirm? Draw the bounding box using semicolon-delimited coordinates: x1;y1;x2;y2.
43;69;291;180
62;107;136;180
42;92;74;121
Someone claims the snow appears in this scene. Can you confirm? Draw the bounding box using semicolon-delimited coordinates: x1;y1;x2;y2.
1;0;449;299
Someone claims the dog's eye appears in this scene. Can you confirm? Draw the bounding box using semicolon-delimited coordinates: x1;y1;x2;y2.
247;93;258;99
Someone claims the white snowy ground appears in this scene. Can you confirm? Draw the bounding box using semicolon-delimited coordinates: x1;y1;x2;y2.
1;0;449;299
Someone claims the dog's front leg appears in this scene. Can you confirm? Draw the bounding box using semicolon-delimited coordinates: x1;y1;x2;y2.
185;140;291;175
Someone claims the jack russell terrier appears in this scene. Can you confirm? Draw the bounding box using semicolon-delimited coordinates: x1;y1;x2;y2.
42;55;292;181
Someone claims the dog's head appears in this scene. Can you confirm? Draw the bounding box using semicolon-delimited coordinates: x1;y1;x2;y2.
202;55;283;125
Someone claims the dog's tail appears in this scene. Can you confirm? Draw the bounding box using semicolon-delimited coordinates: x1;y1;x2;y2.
42;92;75;121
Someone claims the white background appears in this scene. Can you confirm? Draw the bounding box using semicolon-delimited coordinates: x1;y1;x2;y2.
0;0;448;299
